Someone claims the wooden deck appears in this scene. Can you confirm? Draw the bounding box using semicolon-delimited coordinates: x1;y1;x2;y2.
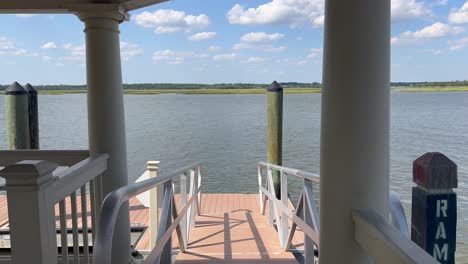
0;194;303;263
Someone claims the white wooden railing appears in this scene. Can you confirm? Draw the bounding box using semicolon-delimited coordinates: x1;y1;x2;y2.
258;162;439;264
93;163;202;264
0;150;108;264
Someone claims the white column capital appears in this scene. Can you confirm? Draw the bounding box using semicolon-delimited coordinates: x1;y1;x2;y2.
75;5;129;24
147;161;160;172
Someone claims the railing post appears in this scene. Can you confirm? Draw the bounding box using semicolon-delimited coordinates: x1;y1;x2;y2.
0;160;59;264
411;152;457;264
280;171;288;248
267;81;283;199
197;165;202;214
147;160;161;249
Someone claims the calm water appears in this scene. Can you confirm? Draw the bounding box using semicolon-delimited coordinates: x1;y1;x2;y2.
0;92;467;260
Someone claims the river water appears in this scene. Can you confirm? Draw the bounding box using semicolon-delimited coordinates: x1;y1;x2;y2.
0;92;467;261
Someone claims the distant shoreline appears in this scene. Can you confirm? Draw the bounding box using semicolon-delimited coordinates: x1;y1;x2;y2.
1;86;468;95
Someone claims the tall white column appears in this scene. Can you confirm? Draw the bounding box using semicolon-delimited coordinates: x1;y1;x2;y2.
78;9;131;264
319;0;391;263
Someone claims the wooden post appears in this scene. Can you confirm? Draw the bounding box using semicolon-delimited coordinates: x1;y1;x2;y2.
267;81;283;199
0;160;59;264
6;82;30;149
147;160;161;249
411;152;457;264
24;83;39;149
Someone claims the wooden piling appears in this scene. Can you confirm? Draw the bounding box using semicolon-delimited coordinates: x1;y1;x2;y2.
267;81;283;199
411;152;457;264
5;82;30;149
25;83;39;149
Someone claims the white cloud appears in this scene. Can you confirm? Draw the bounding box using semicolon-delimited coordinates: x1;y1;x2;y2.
227;0;430;28
391;0;431;22
0;37;32;56
15;14;36;18
213;53;237;61
391;22;463;45
42;55;52;62
277;58;308;65
241;32;284;42
227;0;324;27
307;48;323;58
134;9;210;34
120;42;143;61
233;43;287;52
41;42;57;49
449;37;468;50
152;50;208;64
188;32;217;41
208;45;221;52
57;43;85;64
449;2;468;24
243;57;266;63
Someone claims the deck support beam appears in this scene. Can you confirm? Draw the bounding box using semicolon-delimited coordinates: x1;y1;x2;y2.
319;0;391;263
79;9;131;264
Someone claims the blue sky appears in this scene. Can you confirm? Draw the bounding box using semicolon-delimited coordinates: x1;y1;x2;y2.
0;0;468;84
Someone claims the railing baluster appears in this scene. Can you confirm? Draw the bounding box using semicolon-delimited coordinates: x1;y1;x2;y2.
268;169;274;226
59;199;69;264
80;185;89;264
158;182;173;264
70;192;80;264
258;164;264;213
304;180;320;231
188;170;196;239
180;173;188;249
280;170;288;248
197;165;202;214
89;179;96;243
303;184;315;263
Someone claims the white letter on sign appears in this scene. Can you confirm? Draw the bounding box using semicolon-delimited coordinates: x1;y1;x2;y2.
437;200;447;218
433;244;448;261
436;222;447;239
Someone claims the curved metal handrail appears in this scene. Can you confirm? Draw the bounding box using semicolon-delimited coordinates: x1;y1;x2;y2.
93;163;201;264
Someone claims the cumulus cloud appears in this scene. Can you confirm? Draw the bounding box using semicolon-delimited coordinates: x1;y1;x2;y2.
241;32;284;42
449;2;468;24
0;37;34;56
188;32;217;41
120;42;143;61
307;48;323;58
134;9;210;34
208;45;221;52
449;37;468;50
243;57;266;63
213;53;237;61
153;50;208;64
233;43;287;52
59;43;86;64
227;0;324;27
391;22;463;45
391;0;431;22
227;0;430;27
41;42;57;49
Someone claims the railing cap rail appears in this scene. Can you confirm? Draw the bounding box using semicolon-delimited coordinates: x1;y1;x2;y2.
258;161;320;182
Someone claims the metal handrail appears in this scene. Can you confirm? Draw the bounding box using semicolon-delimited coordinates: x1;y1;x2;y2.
93;163;202;264
258;161;320;183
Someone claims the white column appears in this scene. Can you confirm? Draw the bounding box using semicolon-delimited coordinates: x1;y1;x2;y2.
78;9;131;264
319;0;391;263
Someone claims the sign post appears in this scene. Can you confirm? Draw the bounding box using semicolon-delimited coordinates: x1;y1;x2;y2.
411;152;457;264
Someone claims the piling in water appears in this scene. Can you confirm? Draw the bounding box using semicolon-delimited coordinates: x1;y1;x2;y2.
6;82;30;149
24;83;39;149
267;81;283;199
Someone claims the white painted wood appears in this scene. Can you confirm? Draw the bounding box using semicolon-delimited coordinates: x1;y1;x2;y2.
59;200;69;264
145;161;160;249
89;179;96;243
80;185;89;264
266;169;283;235
197;165;202;215
0;161;58;264
46;154;109;205
0;150;89;167
285;192;303;251
80;9;131;264
352;209;438;264
320;0;391;262
304;180;320;231
304;187;316;264
280;171;288;248
180;173;188;248
258;165;264;213
70;192;80;264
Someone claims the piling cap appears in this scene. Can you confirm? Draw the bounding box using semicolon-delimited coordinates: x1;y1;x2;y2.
413;152;458;190
5;82;27;95
24;83;37;94
267;81;283;92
